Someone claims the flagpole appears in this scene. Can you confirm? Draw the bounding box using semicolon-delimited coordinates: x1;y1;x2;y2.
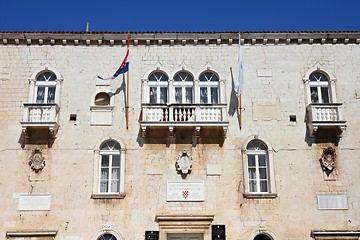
239;94;242;129
125;32;130;130
126;70;129;129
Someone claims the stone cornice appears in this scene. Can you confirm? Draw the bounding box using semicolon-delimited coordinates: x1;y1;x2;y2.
1;31;360;46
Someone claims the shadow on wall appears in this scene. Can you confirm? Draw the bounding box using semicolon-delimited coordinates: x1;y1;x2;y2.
136;127;225;148
19;129;55;148
304;111;341;147
228;67;240;118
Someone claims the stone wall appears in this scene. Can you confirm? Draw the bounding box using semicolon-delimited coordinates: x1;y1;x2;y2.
0;32;359;240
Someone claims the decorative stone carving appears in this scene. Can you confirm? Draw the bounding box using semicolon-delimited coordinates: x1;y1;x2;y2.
175;149;192;177
320;147;336;172
29;148;45;173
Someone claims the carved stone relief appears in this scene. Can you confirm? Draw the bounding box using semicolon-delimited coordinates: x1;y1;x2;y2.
175;149;192;178
320;147;336;172
29;148;45;173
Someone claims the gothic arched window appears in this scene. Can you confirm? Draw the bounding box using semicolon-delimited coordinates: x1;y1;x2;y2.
199;71;219;104
246;140;269;193
148;71;168;104
173;71;194;104
99;140;121;193
35;71;57;103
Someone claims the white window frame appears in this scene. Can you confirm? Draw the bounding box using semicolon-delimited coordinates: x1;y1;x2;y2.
148;71;169;104
309;72;331;103
28;64;63;104
172;71;194;104
242;136;277;198
142;68;225;105
92;137;126;199
99;142;121;194
97;233;118;240
303;65;337;104
92;229;123;240
247;146;269;193
198;71;220;104
34;71;57;103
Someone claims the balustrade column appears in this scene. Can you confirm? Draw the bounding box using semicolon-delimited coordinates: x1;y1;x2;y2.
168;105;174;122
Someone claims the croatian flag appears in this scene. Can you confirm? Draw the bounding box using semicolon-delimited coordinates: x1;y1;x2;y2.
98;33;130;80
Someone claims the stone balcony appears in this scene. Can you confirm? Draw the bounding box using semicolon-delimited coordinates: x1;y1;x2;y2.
21;103;60;138
306;103;346;137
140;103;229;138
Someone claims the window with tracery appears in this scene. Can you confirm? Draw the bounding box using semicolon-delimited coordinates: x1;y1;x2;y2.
98;233;118;240
99;140;121;193
242;137;277;198
199;71;219;104
173;71;194;104
35;71;57;103
149;71;168;104
143;69;223;107
309;71;331;103
246;140;269;193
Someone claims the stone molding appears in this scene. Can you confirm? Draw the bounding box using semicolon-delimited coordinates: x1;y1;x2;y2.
1;31;360;46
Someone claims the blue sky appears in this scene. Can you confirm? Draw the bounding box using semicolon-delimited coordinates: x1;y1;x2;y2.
1;0;359;32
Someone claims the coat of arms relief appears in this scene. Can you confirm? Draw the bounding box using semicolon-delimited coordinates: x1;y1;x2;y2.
320;147;336;172
175;149;192;178
28;148;46;173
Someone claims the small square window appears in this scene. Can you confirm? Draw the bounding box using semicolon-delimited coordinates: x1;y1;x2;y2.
289;115;296;122
69;114;77;121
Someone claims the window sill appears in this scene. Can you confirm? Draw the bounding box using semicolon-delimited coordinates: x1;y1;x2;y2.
243;193;277;199
91;194;125;199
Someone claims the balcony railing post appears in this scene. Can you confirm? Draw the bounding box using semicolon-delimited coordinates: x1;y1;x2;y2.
169;105;174;122
196;106;202;121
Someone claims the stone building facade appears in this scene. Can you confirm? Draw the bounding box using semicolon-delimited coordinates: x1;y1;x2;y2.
0;31;360;240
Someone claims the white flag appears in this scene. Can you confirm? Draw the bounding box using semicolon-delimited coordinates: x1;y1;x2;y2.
234;34;244;97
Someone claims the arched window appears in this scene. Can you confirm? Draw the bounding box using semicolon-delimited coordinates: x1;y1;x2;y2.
173;71;194;104
92;138;126;198
246;140;269;193
148;71;168;104
254;234;273;240
98;234;118;240
35;71;57;103
199;71;219;104
303;66;338;105
99;140;121;193
309;71;331;103
95;92;110;106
